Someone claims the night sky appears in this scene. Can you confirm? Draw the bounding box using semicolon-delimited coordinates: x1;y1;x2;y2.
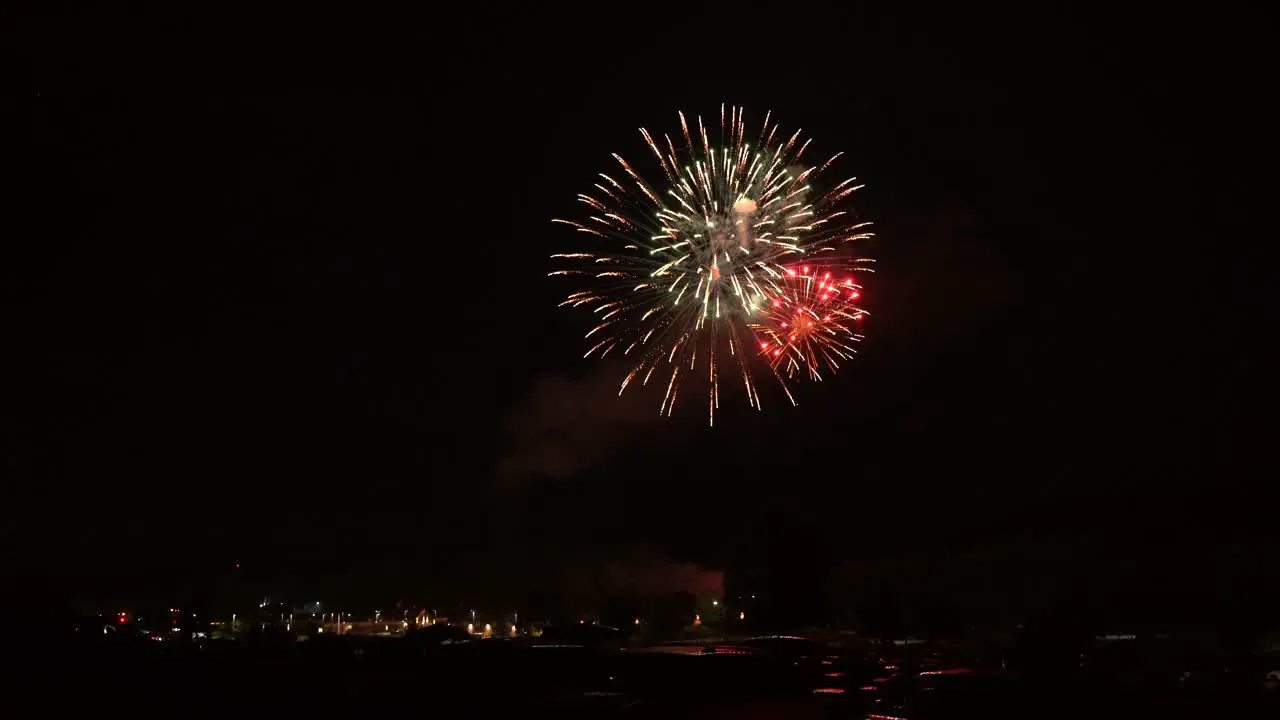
5;8;1267;614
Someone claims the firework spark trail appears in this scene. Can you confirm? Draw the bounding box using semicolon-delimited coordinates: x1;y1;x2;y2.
551;106;875;424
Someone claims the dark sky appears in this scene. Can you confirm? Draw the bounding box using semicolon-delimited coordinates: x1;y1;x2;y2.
4;7;1267;610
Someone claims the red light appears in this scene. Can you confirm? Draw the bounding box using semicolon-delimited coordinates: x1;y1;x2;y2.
118;616;127;624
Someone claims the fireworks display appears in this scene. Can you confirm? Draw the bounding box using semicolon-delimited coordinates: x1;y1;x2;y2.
752;266;867;382
551;105;874;424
